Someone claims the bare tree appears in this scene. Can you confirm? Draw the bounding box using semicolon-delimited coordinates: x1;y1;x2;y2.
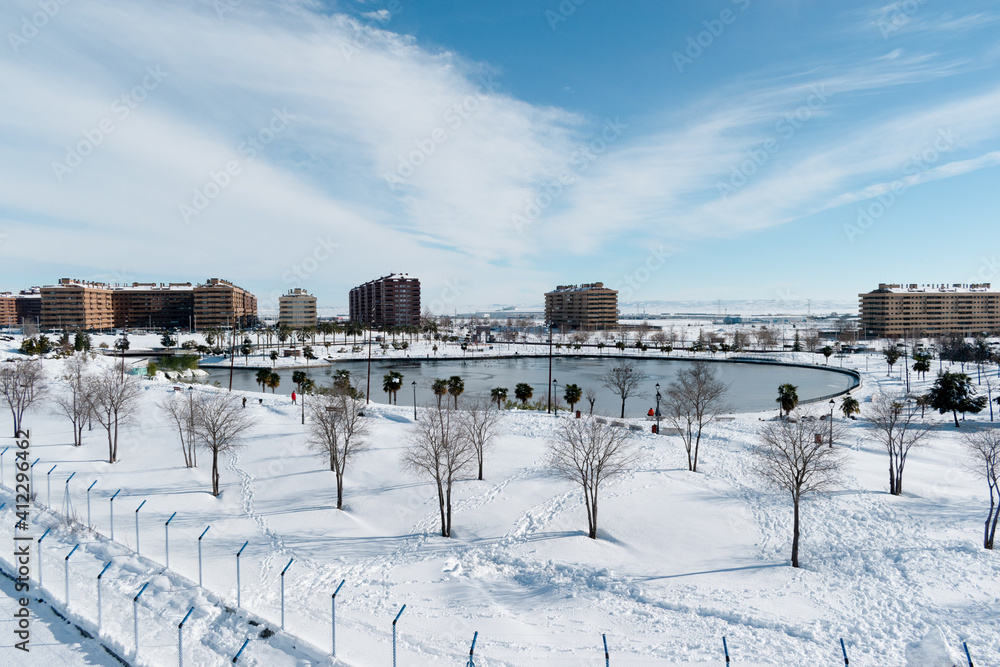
89;366;141;463
601;359;649;418
0;359;47;437
547;418;640;539
159;390;199;468
753;415;844;567
52;354;92;447
403;404;476;537
193;392;257;496
661;361;730;472
584;388;598;415
308;389;370;509
460;395;504;480
963;429;1000;549
867;392;930;495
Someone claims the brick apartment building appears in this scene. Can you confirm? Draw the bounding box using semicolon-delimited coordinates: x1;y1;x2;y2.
859;283;1000;338
35;278;257;331
349;274;421;328
278;288;318;329
544;282;619;330
0;289;42;328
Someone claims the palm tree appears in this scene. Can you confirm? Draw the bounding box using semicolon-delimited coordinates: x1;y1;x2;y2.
303;346;316;368
431;378;448;408
333;369;352;393
255;368;270;392
292;370;308;394
265;371;281;393
840;394;860;419
491;387;508;410
447;375;464;408
382;371;403;404
515;382;534;407
563;383;582;414
269;350;278;367
776;383;799;418
821;346;834;364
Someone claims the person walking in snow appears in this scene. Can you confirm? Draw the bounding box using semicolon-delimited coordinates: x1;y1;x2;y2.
242;396;247;409
291;391;297;404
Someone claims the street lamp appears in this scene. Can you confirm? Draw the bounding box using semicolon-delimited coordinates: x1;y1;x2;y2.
411;381;417;421
655;383;661;435
829;398;836;448
553;378;558;416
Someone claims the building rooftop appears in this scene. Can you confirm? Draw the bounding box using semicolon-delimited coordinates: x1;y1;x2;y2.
547;282;615;294
866;283;996;295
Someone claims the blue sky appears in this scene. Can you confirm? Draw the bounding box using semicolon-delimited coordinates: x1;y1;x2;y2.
1;0;999;314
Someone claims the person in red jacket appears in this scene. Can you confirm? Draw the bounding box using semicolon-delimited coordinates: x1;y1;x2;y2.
291;391;297;404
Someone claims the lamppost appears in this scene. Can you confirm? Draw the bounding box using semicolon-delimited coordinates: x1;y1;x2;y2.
546;322;554;414
411;381;417;420
552;379;558;416
655;383;661;435
829;398;835;448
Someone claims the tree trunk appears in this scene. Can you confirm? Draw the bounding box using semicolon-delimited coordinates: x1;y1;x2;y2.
692;431;701;473
986;495;997;549
336;472;344;510
620;397;626;419
106;424;115;464
212;448;220;496
478;453;483;481
888;458;897;496
590;492;598;540
791;496;800;568
953;410;960;427
436;478;447;537
445;479;453;538
583;488;594;538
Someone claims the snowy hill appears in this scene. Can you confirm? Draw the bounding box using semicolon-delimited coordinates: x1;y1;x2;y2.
0;341;997;665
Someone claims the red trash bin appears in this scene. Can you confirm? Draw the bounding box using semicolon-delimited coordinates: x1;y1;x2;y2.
575;410;581;418
652;424;658;434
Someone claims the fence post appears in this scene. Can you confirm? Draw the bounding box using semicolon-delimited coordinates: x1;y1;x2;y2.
63;472;75;517
30;458;40;501
392;604;406;667
332;579;344;657
86;480;97;529
723;636;730;664
109;489;121;541
0;446;8;488
178;606;194;667
165;512;177;568
964;642;974;667
232;638;250;663
236;541;248;608
603;633;609;667
133;581;150;657
64;544;79;607
840;638;849;666
198;526;210;586
46;464;56;507
134;500;146;555
280;558;294;630
37;528;51;588
97;561;111;633
468;630;478;667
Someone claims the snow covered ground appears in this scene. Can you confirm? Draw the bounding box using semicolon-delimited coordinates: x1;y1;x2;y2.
0;338;997;666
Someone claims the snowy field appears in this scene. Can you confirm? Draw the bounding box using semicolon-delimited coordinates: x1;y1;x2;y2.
0;338;997;666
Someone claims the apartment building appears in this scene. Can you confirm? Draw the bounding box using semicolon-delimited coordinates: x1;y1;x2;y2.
35;278;257;331
192;278;258;329
278;288;318;329
0;289;41;328
349;274;421;328
859;283;1000;338
544;282;619;330
40;280;115;330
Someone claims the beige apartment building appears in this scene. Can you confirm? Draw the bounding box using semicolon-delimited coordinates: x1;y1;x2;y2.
544;282;619;330
859;283;1000;338
278;288;318;329
37;278;257;330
